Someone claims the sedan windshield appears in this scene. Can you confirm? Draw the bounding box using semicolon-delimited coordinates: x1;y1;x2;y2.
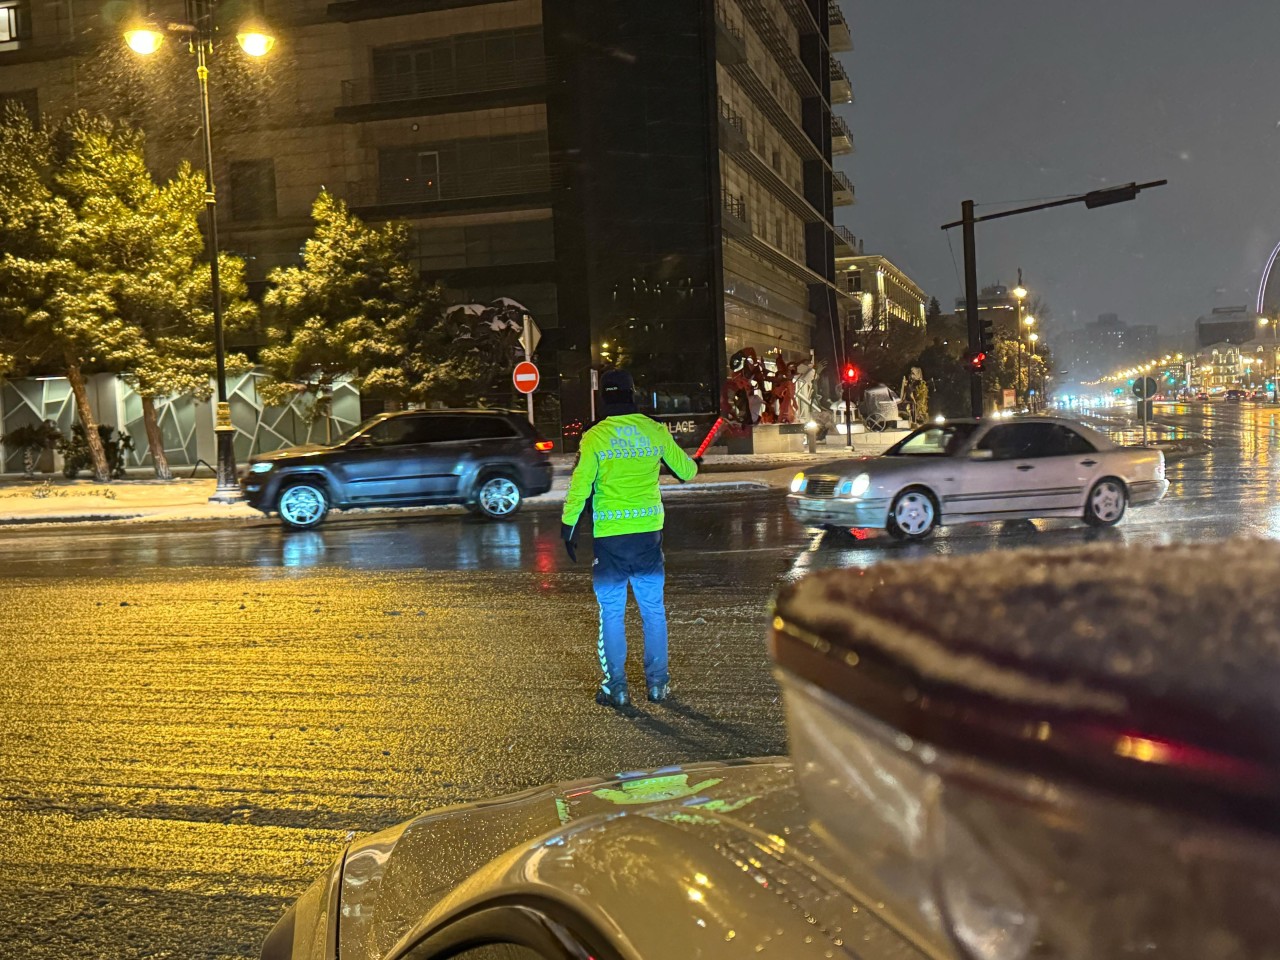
885;423;978;457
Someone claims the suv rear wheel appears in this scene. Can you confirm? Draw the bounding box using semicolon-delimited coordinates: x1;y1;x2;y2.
278;481;329;529
473;474;522;520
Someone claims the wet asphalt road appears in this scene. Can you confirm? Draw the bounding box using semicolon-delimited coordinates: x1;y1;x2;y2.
0;403;1275;959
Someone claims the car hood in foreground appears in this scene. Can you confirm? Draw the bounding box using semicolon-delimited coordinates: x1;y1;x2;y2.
332;757;922;960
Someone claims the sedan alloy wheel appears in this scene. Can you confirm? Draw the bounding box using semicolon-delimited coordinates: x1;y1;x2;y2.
1085;479;1126;527
889;489;937;540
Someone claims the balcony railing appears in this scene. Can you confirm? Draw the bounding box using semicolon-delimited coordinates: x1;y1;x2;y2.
719;97;745;135
833;171;854;205
342;57;547;107
346;164;552;208
723;189;748;222
828;1;853;52
718;97;750;155
715;1;748;64
830;56;852;103
832;114;853;154
835;225;860;253
722;189;751;238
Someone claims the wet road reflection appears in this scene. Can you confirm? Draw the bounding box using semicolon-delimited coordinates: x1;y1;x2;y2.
0;402;1274;959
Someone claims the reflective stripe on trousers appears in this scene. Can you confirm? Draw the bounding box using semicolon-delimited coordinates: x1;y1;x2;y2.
592;531;668;693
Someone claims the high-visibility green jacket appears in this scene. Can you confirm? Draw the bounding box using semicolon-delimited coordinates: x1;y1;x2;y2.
562;414;698;539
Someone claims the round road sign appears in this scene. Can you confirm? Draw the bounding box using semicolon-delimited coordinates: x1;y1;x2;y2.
513;361;540;395
1132;376;1158;400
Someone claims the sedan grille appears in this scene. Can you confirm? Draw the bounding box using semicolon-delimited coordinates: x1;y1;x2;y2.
806;477;838;498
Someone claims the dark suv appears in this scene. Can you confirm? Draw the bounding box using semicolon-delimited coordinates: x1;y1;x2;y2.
241;410;554;529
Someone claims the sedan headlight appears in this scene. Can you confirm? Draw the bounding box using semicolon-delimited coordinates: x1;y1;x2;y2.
790;472;807;493
839;473;871;498
249;461;274;474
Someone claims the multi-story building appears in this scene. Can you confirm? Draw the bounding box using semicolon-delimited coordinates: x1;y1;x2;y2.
1058;313;1161;383
835;253;927;333
953;284;1020;335
1195;306;1258;350
0;0;854;450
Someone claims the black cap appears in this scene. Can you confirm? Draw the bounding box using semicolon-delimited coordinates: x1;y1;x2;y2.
600;369;638;416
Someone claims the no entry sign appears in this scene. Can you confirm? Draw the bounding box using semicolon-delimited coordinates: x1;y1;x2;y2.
513;361;540;394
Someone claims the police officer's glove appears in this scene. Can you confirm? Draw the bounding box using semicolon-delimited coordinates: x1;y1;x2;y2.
561;523;578;563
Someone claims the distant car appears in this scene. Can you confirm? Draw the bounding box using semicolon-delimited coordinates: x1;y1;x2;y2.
1196;392;1210;401
241;410;554;529
788;415;1167;539
1225;389;1245;403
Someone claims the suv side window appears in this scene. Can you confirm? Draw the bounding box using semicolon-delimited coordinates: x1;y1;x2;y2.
462;416;519;440
365;417;431;447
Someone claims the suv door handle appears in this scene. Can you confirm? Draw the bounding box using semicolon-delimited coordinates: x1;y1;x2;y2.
1080;459;1098;467
1016;465;1035;472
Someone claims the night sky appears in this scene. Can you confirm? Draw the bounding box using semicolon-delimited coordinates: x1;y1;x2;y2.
837;1;1280;343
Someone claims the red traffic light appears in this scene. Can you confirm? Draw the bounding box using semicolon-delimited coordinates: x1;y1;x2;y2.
968;351;987;372
841;363;860;385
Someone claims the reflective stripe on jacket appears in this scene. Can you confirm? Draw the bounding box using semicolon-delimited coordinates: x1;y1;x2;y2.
561;414;697;538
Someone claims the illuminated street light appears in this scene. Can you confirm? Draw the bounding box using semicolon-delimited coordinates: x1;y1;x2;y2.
124;22;165;54
236;21;276;57
124;1;275;503
1024;315;1036;327
1013;285;1028;300
1028;332;1039;343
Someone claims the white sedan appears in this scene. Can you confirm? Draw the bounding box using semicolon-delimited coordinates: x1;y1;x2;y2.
789;416;1168;540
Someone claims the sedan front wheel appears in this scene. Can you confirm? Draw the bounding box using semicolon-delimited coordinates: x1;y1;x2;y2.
887;488;937;541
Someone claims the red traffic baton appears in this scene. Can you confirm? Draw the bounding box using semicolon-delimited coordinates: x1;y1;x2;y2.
693;417;727;459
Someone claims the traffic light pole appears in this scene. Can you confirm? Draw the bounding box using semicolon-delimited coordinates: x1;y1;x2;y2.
944;180;1168;420
962;200;983;418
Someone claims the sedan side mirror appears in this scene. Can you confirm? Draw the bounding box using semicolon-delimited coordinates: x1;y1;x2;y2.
969;448;994;461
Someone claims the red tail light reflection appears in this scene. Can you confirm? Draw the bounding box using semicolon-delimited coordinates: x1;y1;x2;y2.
535;441;554;452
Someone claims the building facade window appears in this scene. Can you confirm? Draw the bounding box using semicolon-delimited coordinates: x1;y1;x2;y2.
413;219;554;272
229;159;277;222
377;131;549;205
0;2;25;48
371;27;543;103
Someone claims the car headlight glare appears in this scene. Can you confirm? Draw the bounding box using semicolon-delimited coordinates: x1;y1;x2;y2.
840;473;871;498
790;472;807;493
250;462;274;474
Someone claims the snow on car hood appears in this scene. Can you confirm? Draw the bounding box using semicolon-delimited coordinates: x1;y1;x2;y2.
770;539;1280;960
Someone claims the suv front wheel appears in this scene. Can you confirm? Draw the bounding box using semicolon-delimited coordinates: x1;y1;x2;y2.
278;481;330;530
472;474;522;520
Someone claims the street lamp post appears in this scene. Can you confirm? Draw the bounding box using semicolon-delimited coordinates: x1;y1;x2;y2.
1027;331;1040;408
125;3;274;503
1013;274;1027;408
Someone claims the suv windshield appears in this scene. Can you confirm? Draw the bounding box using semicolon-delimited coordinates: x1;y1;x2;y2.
886;423;978;457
